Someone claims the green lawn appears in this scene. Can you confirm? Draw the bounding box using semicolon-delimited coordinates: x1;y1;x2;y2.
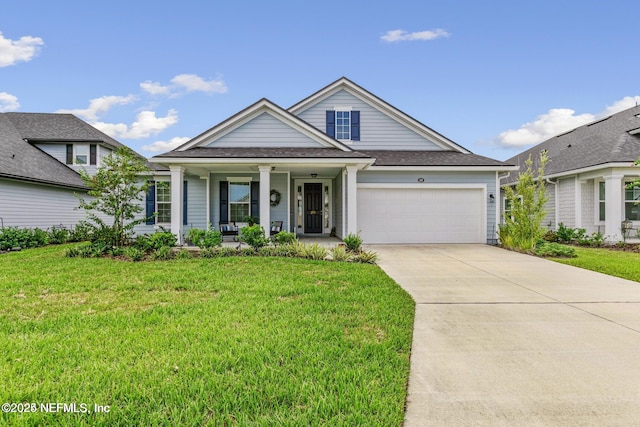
551;246;640;282
0;245;415;426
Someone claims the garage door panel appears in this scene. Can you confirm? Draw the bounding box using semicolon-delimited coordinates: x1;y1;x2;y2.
357;187;485;244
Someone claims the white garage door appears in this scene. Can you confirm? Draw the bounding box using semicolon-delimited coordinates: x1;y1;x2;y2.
357;186;486;244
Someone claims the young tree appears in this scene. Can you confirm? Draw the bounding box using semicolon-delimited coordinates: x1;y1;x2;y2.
77;147;151;247
499;150;549;251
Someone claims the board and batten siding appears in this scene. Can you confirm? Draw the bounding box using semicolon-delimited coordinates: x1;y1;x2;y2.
205;112;324;148
358;170;497;242
295;89;444;151
0;179;88;229
557;177;575;228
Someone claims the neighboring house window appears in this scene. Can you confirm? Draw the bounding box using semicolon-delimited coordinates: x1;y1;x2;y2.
598;181;605;221
156;182;171;223
502;195;523;222
66;143;97;165
625;182;640;220
229;181;251;222
325;110;360;141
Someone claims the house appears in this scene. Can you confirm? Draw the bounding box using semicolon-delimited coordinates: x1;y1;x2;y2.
148;77;516;244
501;104;640;241
0;112;161;230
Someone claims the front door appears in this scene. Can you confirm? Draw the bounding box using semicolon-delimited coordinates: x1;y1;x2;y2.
304;183;323;233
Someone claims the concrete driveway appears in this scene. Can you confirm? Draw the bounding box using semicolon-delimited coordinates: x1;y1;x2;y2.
372;244;640;426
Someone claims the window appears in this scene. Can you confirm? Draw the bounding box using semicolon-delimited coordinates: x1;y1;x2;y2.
229;182;250;222
325;110;360;141
625;182;640;220
335;111;351;140
156;182;171;223
598;181;605;221
503;195;523;222
75;145;89;165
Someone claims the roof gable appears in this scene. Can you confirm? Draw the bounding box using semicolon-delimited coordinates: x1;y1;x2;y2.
288;77;470;153
175;98;353;152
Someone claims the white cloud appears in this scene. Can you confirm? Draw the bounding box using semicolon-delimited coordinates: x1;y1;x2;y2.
0;31;44;67
381;29;450;43
56;95;136;121
140;80;171;96
171;74;228;94
142;136;190;153
93;109;178;140
0;92;19;111
492;95;640;148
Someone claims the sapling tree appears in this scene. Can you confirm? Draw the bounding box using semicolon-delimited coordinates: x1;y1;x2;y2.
499;150;549;251
77;147;151;247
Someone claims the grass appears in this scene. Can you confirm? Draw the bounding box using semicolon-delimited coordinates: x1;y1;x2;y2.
0;245;415;426
551;245;640;282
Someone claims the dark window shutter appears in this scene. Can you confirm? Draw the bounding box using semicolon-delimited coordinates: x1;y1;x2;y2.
325;110;335;138
220;181;229;223
183;180;188;225
351;111;360;141
66;144;73;164
89;144;97;165
250;181;259;217
146;181;156;225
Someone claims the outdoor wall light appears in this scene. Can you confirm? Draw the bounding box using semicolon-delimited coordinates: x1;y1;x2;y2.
489;193;495;203
417;177;425;182
311;173;317;178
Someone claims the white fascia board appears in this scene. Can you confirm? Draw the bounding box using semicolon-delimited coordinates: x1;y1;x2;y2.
368;165;519;172
498;162;639;187
358;183;486;189
150;156;375;167
177;99;351;152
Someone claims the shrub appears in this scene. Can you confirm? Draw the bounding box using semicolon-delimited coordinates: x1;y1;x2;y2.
352;249;379;264
556;223;575;243
65;246;81;258
175;249;194;259
240;224;270;250
300;243;328;261
258;246;279;257
77;242;108;258
272;231;297;245
343;233;363;252
542;230;559;243
330;245;352;262
148;230;177;250
534;242;577;258
123;246;145;262
188;228;222;248
152;246;174;260
0;227;49;250
47;225;70;244
133;235;152;252
238;247;257;257
200;247;218;258
69;221;93;242
273;243;300;257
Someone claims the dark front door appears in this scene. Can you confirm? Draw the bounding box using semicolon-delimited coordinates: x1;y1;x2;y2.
304;183;323;233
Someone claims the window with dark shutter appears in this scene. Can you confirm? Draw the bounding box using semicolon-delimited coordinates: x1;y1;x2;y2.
66;144;73;164
146;181;156;225
326;111;335;138
89;144;97;165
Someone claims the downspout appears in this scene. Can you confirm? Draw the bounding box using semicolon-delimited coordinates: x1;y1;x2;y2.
546;178;558;229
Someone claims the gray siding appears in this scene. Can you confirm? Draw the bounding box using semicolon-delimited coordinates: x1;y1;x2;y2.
0;179;88;229
558;177;575;228
581;180;598;234
34;142;102;176
296;89;444;151
205;112;324;148
358;170;497;242
544;184;556;230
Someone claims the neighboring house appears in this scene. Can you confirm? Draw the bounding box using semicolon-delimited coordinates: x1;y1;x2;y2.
149;77;516;244
501;105;640;241
0;112;160;230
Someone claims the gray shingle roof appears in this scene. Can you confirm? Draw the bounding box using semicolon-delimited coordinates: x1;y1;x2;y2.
154;147;373;159
503;105;640;184
361;150;513;167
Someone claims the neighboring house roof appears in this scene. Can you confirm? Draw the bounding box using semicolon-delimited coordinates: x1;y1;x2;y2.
0;112;159;189
503;105;640;184
362;150;512;168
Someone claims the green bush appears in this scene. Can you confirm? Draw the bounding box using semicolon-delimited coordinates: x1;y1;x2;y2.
343;233;363;252
65;246;81;258
240;225;269;250
330;245;352;262
148;230;177;250
152;246;174;260
77;242;108;258
0;227;50;250
534;242;577;258
47;225;70;244
556;223;575;243
299;243;328;260
352;249;379;264
69;221;94;242
542;230;559;243
272;231;297;245
188;228;222;248
175;248;194;259
123;246;145;262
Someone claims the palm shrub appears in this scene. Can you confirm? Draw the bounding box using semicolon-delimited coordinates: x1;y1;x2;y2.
343;233;363;252
499;151;549;252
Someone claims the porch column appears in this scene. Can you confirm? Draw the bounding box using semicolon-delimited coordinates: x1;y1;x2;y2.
346;165;358;236
170;165;185;244
258;166;271;232
604;173;623;241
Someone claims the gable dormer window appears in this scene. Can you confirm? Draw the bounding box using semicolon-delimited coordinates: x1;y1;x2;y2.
66;144;97;166
326;109;360;142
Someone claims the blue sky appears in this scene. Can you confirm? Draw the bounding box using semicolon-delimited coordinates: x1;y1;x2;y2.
1;0;638;161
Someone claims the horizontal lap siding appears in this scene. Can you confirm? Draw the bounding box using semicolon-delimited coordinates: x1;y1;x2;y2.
205;112;322;148
0;179;88;229
296;89;444;150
